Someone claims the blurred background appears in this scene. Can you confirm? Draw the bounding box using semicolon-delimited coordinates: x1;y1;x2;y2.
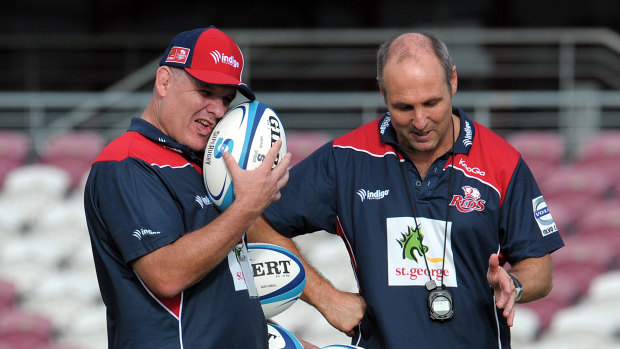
1;1;620;348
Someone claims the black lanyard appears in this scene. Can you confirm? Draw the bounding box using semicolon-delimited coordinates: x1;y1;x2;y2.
393;121;456;289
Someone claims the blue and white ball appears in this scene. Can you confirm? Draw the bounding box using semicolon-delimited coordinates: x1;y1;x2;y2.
248;243;306;318
267;323;303;349
203;100;286;211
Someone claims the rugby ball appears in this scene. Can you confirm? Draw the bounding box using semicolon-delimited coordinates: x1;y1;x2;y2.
248;243;306;318
321;346;365;349
203;100;287;211
267;323;303;349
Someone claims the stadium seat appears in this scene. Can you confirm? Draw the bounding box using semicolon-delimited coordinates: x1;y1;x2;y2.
582;270;620;306
545;303;620;342
506;131;565;184
572;200;620;244
573;130;620;198
286;131;333;167
522;271;582;330
574;130;620;167
30;201;88;236
0;279;17;314
552;236;616;280
38;131;106;189
0;130;31;190
0;265;53;302
543;199;577;236
59;305;107;349
511;306;541;346
0;309;54;349
531;331;615;349
538;166;612;218
2;163;72;199
32;344;85;349
0;159;24;194
0;233;79;276
0;164;72;230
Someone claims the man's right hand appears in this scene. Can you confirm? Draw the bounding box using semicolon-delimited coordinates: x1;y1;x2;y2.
316;289;366;337
223;139;291;215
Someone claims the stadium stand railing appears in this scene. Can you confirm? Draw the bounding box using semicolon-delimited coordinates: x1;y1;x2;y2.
1;27;620;158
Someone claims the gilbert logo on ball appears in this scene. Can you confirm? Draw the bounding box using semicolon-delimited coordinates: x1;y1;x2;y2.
203;101;286;211
248;243;306;318
267;323;303;349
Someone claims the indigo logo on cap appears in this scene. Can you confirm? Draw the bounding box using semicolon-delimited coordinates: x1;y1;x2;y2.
165;46;190;64
209;50;240;68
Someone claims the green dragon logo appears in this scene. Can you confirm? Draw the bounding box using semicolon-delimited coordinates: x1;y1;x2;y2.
397;224;428;262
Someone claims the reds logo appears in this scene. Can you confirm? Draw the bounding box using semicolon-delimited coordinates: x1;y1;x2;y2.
450;186;486;213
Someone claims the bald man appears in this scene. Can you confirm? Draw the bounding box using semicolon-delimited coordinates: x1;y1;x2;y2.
248;32;563;348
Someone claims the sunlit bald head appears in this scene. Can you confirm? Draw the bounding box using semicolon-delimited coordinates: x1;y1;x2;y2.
376;32;454;97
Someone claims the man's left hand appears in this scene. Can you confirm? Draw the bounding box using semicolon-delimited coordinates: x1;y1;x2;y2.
487;253;517;327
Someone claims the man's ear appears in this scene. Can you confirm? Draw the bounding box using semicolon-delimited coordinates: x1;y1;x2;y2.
450;65;458;97
378;79;387;105
155;66;173;97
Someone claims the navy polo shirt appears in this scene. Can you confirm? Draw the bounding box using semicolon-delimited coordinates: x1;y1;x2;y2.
264;107;564;348
84;118;268;348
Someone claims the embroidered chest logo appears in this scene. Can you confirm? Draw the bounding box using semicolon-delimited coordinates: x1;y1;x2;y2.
356;189;390;202
450;186;486;213
195;195;212;208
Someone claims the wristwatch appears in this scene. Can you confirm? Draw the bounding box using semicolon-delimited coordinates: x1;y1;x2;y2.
508;273;523;302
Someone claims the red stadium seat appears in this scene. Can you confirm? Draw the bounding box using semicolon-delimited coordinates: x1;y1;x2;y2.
573;201;620;240
539;166;612;217
506;131;566;184
0;131;31;190
38;131;106;189
573;130;620;198
0;310;54;349
569;201;620;263
286;131;333;167
0;279;17;314
543;199;578;236
574;130;620;166
552;236;616;284
0;130;31;163
522;271;581;330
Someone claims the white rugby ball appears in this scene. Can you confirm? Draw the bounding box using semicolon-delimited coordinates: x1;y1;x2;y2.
267;323;303;349
321;346;365;349
248;243;306;318
203;100;287;211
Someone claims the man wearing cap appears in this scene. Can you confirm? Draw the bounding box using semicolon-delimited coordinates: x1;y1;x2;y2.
84;27;291;348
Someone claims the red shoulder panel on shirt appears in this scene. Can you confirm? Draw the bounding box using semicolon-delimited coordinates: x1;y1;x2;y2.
452;122;520;204
95;131;200;171
333;118;395;156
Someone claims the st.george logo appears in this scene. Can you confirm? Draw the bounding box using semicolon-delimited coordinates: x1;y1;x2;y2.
214;138;234;158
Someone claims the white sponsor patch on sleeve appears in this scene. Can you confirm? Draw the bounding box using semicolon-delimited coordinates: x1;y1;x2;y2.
532;196;559;236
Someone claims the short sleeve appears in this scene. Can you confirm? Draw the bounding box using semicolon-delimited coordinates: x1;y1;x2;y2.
499;158;564;264
88;158;185;263
263;142;338;237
